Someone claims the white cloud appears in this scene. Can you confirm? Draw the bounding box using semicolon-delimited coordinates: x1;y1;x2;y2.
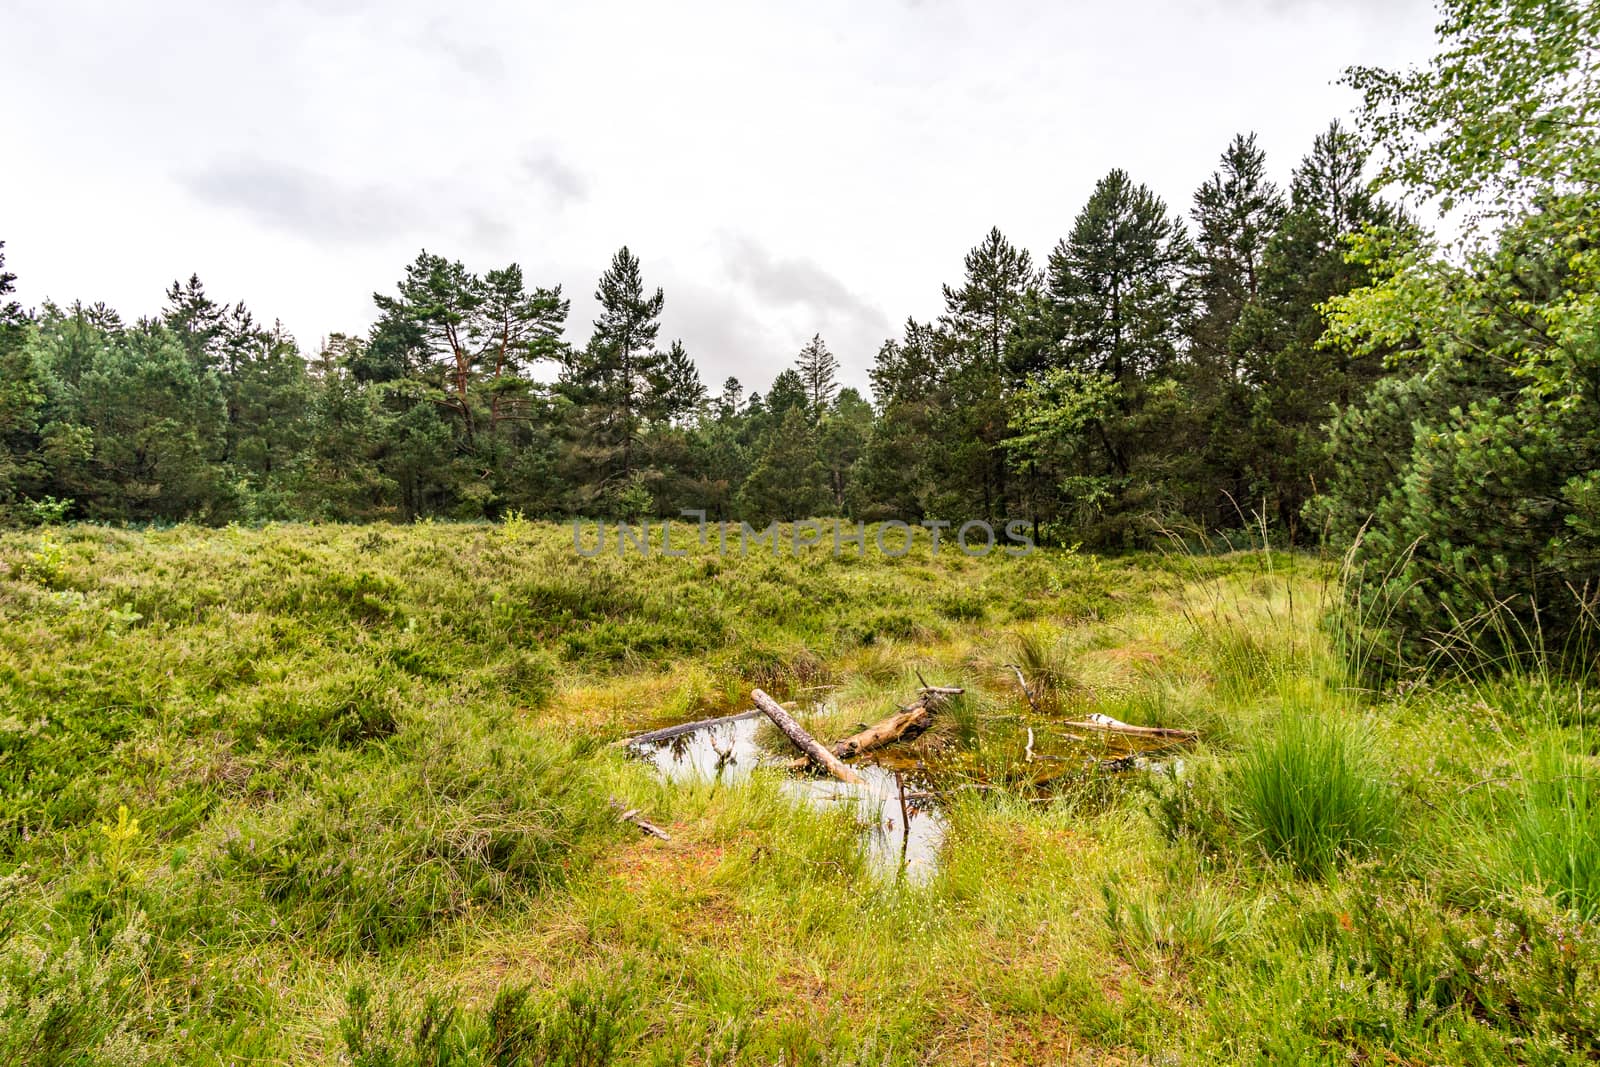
0;0;1439;390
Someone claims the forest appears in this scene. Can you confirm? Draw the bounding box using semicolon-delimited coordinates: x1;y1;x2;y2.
0;121;1407;543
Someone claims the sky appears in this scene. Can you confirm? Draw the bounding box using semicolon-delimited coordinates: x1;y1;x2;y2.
2;0;1440;395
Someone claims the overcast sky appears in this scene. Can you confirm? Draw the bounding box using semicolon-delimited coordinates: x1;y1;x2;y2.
3;0;1439;394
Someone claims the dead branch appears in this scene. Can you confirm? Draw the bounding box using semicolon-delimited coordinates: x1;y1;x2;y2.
784;684;964;770
613;708;766;748
1002;663;1042;715
753;688;863;784
1058;713;1197;741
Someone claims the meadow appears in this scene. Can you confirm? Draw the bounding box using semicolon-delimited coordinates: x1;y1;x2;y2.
1;520;1596;1065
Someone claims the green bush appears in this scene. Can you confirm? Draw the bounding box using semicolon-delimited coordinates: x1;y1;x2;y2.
1316;196;1600;678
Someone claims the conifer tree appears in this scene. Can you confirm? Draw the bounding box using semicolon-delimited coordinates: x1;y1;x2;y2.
1048;170;1193;385
647;339;705;425
1184;134;1287;526
794;334;839;419
941;227;1035;519
737;406;830;523
574;246;664;480
942;226;1035;375
1234;121;1405;534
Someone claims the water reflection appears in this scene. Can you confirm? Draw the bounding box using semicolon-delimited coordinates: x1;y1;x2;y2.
632;718;946;884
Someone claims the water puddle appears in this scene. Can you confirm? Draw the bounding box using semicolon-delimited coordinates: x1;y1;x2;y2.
629;708;1189;885
632;717;946;884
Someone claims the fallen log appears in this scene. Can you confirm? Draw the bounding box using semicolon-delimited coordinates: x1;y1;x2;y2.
613;709;764;749
1058;713;1197;741
819;705;931;761
785;685;965;769
608;797;671;840
752;688;863;784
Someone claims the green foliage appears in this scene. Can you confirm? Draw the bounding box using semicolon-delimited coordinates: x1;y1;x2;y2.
342;975;638;1067
1318;0;1600;676
0;911;155;1066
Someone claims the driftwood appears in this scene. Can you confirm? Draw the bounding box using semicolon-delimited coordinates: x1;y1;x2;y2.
608;797;670;840
785;685;965;770
752;688;863;784
1058;713;1197;741
613;705;794;749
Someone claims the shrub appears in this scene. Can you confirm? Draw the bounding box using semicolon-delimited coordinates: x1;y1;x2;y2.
1233;711;1393;877
0;910;154;1066
1316;196;1600;678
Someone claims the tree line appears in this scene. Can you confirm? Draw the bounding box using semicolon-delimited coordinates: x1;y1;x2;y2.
0;120;1403;545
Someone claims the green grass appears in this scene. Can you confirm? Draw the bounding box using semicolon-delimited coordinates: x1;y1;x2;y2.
0;520;1595;1064
1508;736;1600;919
1233;709;1394;877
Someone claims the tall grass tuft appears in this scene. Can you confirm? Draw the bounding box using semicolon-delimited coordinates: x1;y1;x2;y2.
1508;737;1600;919
1006;628;1076;710
1234;711;1393;878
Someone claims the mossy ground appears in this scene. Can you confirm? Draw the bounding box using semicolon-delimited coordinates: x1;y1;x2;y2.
1;521;1595;1064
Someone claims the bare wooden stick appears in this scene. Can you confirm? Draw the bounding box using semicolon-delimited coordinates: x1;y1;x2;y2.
1058;713;1197;741
608;798;671;840
1002;663;1042;715
752;688;863;784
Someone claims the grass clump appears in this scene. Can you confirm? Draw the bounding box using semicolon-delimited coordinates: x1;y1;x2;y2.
342;974;639;1067
1507;737;1600;918
1234;710;1394;877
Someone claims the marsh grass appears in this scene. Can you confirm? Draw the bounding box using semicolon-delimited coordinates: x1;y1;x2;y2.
1505;736;1600;919
1233;709;1394;877
3;520;1598;1064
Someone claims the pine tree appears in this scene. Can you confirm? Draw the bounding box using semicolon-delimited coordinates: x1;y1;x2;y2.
1234;120;1406;534
646;339;705;425
715;376;743;421
372;251;484;441
1034;169;1192;539
942;226;1035;375
737;406;830;523
1184;134;1287;527
940;227;1035;519
586;246;664;479
0;243;52;517
819;387;872;509
795;334;839;419
476;264;568;436
162;274;227;371
1190;134;1284;381
764;368;810;422
1048;170;1193;385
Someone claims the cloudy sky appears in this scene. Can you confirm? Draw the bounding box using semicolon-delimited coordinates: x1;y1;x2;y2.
3;0;1439;393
